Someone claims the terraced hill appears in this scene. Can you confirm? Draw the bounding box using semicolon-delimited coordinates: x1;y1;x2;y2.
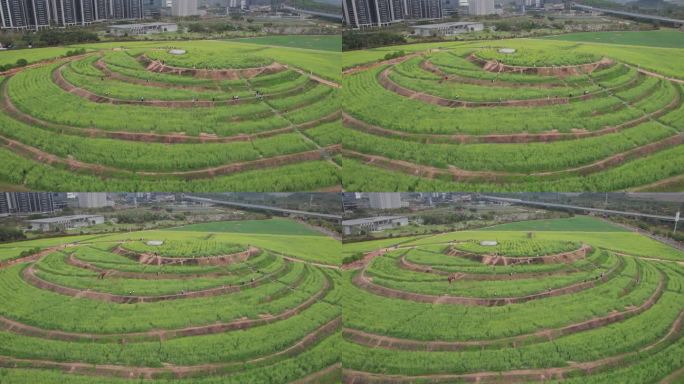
0;223;342;383
342;42;684;191
341;226;684;383
0;40;341;191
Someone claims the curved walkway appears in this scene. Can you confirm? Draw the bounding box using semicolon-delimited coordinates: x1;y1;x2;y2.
0;317;341;380
112;245;260;266
398;254;584;278
66;252;252;280
0;269;332;342
64;61;321;107
140;55;286;80
344;270;664;351
352;255;623;306
342;131;684;182
445;244;591;266
1;133;340;179
342;308;683;383
22;260;292;304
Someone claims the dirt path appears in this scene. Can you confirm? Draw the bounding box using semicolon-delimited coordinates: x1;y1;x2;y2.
343;130;684;182
445;244;592;266
111;245;260;266
288;66;340;88
468;54;614;77
398;255;582;279
342;53;423;76
631;173;684;193
379;67;575;108
0;246;66;269
1;74;338;144
626;64;684;85
0;53;90;77
140;55;286;80
344;271;664;351
21;259;292;304
292;363;342;384
0;133;340;179
660;366;684;384
60;62;320;107
263;248;341;270
342;308;683;383
0;272;332;343
343;86;679;143
352;252;622;306
93;58;224;92
0;317;341;380
65;253;247;280
420;60;569;88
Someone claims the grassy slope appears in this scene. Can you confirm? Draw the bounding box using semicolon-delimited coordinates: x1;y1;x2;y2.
0;47;77;67
171;218;324;236
403;230;684;261
541;29;684;49
342;38;684;80
0;234;106;262
236;35;341;52
73;40;341;82
342;217;684;261
2;38;340;81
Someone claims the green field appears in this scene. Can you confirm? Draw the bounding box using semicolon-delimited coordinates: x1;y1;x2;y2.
483;216;629;232
0;219;342;383
541;29;684;49
236;35;342;52
342;37;684;191
171;218;325;236
0;39;341;192
341;220;684;383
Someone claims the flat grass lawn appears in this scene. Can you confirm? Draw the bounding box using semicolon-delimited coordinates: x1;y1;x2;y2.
235;35;341;52
482;216;628;232
540;29;684;49
0;47;77;67
171;218;324;236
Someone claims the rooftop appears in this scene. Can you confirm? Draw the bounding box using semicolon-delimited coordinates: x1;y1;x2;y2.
342;216;407;226
110;22;177;29
413;21;483;29
28;215;103;224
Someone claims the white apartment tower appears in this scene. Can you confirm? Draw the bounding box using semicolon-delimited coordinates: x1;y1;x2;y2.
369;193;402;210
468;0;494;15
77;193;109;208
171;0;197;16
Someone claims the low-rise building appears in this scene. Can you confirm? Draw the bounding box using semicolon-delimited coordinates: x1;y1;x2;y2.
342;216;409;235
413;21;484;37
108;22;178;36
28;215;105;232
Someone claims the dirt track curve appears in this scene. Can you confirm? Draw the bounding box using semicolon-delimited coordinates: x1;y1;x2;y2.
342;308;683;383
0;317;341;380
344;271;664;351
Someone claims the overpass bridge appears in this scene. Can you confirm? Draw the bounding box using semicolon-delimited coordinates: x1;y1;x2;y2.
480;195;680;223
183;196;342;221
282;6;343;21
573;4;684;27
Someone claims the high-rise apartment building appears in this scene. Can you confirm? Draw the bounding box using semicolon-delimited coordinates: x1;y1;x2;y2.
77;193;109;208
0;193;55;215
171;0;197;16
0;0;144;30
343;0;404;28
468;0;494;15
369;193;402;210
344;0;443;29
405;0;441;19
